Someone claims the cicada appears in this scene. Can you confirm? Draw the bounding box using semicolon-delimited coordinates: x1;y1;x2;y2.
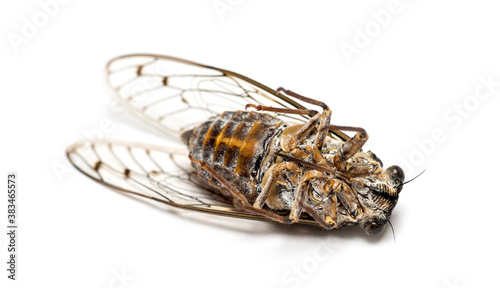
66;54;405;235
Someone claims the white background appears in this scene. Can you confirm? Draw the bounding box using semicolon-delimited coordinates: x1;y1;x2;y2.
1;1;500;287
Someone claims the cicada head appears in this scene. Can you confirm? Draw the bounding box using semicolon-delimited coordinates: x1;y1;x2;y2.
354;164;405;235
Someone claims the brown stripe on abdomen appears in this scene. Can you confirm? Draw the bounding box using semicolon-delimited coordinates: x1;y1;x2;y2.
235;114;283;179
184;111;283;196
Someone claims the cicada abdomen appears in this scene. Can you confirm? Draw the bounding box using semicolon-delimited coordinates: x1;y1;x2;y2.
182;110;284;200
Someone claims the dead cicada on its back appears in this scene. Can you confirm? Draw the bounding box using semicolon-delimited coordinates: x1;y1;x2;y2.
66;54;405;235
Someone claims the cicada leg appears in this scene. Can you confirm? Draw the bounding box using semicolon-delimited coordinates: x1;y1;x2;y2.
245;104;322;151
275;88;371;168
293;177;363;230
328;124;369;171
253;161;301;208
246;87;333;150
275;88;371;164
329;179;361;218
253;162;337;229
295;172;336;226
276;87;332;150
301;206;336;230
249;87;371;172
188;155;292;224
289;171;340;230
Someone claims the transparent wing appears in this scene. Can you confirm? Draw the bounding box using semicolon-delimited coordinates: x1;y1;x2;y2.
105;53;349;142
66;139;320;225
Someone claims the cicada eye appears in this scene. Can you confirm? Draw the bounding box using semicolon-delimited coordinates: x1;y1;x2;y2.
387;165;405;192
364;222;386;235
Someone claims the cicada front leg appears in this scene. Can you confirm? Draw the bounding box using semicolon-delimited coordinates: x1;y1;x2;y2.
328;124;369;172
290;174;362;230
253;162;337;229
289;171;337;229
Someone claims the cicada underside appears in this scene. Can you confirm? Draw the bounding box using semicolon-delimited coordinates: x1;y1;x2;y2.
67;54;405;235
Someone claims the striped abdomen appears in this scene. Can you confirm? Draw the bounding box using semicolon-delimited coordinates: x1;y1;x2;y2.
182;111;284;197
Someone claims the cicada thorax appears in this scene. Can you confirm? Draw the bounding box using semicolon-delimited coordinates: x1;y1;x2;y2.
182;111;285;201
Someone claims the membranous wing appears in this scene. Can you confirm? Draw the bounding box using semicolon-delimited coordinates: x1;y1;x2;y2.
67;139;242;218
105;53;349;142
66;139;320;225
